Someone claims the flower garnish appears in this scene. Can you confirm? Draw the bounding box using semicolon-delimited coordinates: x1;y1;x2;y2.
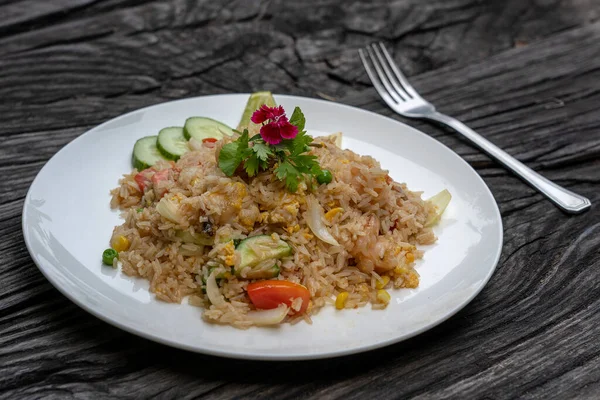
251;105;298;145
218;105;329;192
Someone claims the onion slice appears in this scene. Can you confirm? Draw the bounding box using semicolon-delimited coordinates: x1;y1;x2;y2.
424;189;452;227
306;195;340;246
246;304;289;326
206;270;226;307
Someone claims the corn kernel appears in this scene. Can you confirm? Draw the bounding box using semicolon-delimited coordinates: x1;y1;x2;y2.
335;292;349;309
377;289;391;305
324;207;344;221
303;232;314;240
112;235;130;252
406;252;415;263
375;275;390;289
293;224;301;232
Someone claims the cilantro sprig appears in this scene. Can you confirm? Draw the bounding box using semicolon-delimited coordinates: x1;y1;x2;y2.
218;106;328;192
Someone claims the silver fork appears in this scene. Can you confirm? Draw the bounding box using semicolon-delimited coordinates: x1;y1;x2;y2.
359;43;591;214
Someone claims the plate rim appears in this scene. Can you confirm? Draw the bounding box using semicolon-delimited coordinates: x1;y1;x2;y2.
22;93;503;360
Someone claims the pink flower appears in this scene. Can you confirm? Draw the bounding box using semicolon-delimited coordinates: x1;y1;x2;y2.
251;105;298;145
251;105;285;124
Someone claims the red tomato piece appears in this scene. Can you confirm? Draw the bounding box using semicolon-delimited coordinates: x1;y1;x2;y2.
247;280;310;314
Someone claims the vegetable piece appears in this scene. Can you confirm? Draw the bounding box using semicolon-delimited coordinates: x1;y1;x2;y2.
175;230;214;246
335;291;349;310
424;189;452;227
377;289;391;305
157;127;188;160
235;235;290;279
102;248;118;266
178;244;204;256
330;132;342;148
237;91;277;134
247;280;310;314
305;195;340;246
246;304;289;326
375;276;390;289
111;235;130;252
132;136;168;170
183;117;233;142
206;270;226;306
316;169;332;185
156;195;184;224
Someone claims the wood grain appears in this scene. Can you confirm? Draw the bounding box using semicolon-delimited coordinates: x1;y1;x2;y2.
1;1;599;399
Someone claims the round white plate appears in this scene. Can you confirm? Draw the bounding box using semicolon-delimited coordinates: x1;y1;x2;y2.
23;94;503;360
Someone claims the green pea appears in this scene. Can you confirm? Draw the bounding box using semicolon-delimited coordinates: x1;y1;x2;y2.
316;169;333;185
102;248;118;266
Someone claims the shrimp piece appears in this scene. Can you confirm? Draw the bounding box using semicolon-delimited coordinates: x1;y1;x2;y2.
350;214;403;273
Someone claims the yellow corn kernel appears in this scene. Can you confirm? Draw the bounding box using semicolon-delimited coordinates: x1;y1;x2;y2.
303;232;314;240
324;207;344;221
377;289;391;305
375;275;390;289
112;235;130;252
406;270;419;288
406;252;415;263
285;226;295;234
327;201;336;208
335;292;349;309
341;159;350;164
293;224;301;232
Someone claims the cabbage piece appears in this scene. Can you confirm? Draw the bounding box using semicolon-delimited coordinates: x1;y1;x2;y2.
425;189;452;227
206;270;226;307
306;195;340;246
156;196;184;224
246;304;289;326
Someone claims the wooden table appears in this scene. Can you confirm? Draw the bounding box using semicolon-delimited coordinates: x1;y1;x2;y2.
2;1;599;398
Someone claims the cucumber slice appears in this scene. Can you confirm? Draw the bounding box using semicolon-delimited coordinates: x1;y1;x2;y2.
132;136;168;170
238;91;277;135
183;117;234;142
157;127;188;160
235;235;290;279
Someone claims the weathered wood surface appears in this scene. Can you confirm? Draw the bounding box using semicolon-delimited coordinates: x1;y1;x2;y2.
1;1;599;399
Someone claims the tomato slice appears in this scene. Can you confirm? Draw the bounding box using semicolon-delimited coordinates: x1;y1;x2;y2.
202;138;218;143
247;280;310;314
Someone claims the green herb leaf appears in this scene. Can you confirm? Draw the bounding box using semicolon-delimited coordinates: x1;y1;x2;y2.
289;106;306;132
218;142;242;176
245;153;260;177
252;142;273;161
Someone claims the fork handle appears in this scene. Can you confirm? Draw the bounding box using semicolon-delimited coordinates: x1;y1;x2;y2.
427;111;591;214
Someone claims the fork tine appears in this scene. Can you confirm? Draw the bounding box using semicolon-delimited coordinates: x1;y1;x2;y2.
377;42;422;100
370;43;411;101
366;46;408;103
358;49;399;109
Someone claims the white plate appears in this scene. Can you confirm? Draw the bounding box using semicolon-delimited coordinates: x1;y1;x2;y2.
23;94;503;360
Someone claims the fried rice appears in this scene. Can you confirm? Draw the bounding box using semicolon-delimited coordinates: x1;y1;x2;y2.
109;134;436;328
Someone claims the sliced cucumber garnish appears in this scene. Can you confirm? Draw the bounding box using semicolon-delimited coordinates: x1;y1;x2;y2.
183;117;234;142
238;91;277;135
157;127;188;160
235;235;290;279
132;136;168;170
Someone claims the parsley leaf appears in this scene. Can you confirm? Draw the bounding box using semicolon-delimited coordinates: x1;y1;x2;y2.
218;142;242;176
245;153;260;177
218;129;251;176
289;106;306;132
252;142;273;161
275;160;300;192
